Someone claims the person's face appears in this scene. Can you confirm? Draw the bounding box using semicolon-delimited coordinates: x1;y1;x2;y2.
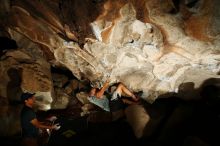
25;96;35;106
90;88;96;96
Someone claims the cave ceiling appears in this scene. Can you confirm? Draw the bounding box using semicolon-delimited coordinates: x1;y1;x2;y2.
0;0;220;107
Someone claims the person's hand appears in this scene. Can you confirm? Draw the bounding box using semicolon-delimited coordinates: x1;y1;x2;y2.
106;78;110;83
47;116;57;122
53;123;61;130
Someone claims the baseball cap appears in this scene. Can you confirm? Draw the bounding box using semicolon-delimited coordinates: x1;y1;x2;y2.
21;92;35;102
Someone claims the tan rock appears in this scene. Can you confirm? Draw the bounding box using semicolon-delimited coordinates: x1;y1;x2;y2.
76;92;90;105
2;0;220;103
125;105;150;138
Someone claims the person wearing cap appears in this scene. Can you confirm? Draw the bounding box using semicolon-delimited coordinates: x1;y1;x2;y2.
20;92;60;146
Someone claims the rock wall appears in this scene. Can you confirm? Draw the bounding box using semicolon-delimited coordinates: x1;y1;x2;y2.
1;0;220;105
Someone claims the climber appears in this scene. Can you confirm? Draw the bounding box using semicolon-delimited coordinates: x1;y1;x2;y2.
107;82;141;121
87;79;140;113
20;92;61;146
88;79;111;111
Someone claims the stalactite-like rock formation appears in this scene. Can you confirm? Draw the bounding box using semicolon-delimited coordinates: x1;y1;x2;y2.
0;0;220;110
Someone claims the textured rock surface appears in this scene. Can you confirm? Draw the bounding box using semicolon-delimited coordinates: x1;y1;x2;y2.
0;0;220;139
125;104;150;138
1;0;220;107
